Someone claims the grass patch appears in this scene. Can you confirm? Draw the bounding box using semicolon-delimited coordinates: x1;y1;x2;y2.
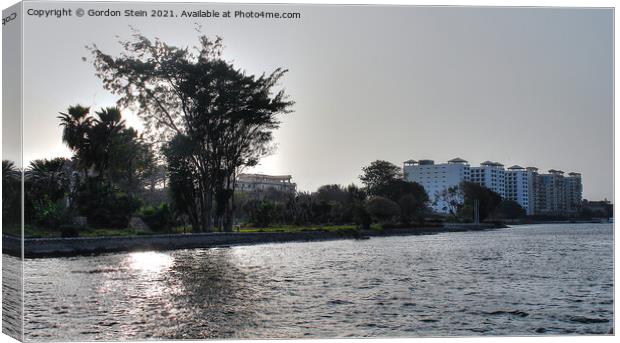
77;228;153;237
3;224;60;238
4;225;154;238
171;226;193;234
6;223;383;238
238;224;382;233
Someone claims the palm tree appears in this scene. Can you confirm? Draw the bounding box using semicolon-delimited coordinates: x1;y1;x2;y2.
89;107;126;181
2;160;20;180
2;160;21;225
58;105;156;196
58;106;126;180
58;105;91;149
26;158;71;203
58;105;92;174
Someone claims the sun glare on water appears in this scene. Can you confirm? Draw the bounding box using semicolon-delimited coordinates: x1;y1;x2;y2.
128;251;173;273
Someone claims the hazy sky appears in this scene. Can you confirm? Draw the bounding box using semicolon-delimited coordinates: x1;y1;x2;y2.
16;2;613;200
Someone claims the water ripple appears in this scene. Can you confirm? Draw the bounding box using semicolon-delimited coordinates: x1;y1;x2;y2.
3;223;613;340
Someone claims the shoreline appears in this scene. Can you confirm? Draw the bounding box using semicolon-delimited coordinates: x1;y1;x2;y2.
3;223;504;258
506;219;611;225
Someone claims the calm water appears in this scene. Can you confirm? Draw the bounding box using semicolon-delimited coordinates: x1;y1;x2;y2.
6;223;615;340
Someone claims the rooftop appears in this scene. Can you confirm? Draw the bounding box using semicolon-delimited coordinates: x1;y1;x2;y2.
448;157;468;164
481;161;504;167
238;173;293;181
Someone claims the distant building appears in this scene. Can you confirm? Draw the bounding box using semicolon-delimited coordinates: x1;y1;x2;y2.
564;173;583;214
236;173;296;193
525;169;582;216
469;161;506;198
505;165;536;215
534;170;568;215
402;156;582;216
581;199;612;218
403;158;470;212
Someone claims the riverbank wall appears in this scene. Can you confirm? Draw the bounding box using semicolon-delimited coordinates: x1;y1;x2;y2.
3;223;503;258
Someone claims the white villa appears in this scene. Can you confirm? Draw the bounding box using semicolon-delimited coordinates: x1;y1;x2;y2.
236;173;297;194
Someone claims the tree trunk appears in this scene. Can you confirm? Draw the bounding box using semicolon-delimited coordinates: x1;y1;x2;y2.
223;173;236;232
195;191;204;233
205;190;213;232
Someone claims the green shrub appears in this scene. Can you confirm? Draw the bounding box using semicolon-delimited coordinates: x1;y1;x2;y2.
139;204;174;232
244;200;283;227
33;196;71;230
75;182;141;229
89;194;141;229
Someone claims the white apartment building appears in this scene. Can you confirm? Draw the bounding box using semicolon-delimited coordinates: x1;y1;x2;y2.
236;174;297;193
403;158;470;212
505;165;536;215
403;156;582;216
469;161;506;198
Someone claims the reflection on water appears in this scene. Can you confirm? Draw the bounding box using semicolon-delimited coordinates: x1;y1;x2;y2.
2;253;22;341
13;223;615;341
128;251;173;273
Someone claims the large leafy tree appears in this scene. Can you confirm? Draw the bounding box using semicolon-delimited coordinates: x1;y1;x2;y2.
359;160;402;196
163;134;201;230
88;32;293;232
435;185;463;220
376;179;428;203
459;181;502;222
107;126;156;195
359;161;428;224
390;181;429;224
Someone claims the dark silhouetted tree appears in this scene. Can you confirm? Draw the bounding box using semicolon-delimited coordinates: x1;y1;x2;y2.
316;184;349;203
494;200;526;219
58;106;155;228
435;185;463;220
459;182;502;222
366;196;400;224
2;160;21;226
88;32;293;232
359;160;402;196
58;106;154;195
26;158;71;203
